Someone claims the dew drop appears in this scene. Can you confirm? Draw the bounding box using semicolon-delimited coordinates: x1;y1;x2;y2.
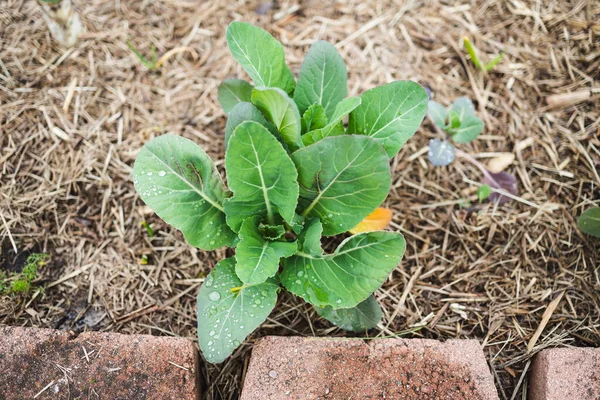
254;299;261;305
210;240;215;246
158;171;166;177
296;271;304;277
209;330;215;337
208;291;221;301
146;172;153;176
207;340;213;346
336;299;342;304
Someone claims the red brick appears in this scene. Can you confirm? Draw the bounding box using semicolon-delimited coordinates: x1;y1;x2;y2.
241;336;498;400
529;347;600;400
0;326;199;400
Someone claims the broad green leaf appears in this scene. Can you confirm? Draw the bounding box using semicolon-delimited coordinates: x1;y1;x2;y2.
133;135;236;250
451;114;484;143
347;81;428;158
301;104;328;134
224;121;299;231
197;257;279;363
281;226;406;308
428;101;447;129
292;135;391;236
235;216;297;284
295;218;323;257
578;207;600;238
315;295;382;331
302;97;361;146
224;102;280;148
294;41;348;119
226;22;295;95
251;87;303;152
217;79;253;115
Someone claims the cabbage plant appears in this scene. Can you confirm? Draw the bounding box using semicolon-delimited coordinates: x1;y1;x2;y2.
133;22;428;363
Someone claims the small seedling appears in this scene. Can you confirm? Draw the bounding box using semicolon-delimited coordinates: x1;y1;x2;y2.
127;41;198;71
0;253;48;295
463;36;504;72
578;207;600;238
477;184;492;202
141;221;154;237
127;41;159;70
133;22;429;363
427;97;517;204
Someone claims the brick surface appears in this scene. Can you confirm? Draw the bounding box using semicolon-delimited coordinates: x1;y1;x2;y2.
241;336;499;400
529;347;600;400
0;326;199;400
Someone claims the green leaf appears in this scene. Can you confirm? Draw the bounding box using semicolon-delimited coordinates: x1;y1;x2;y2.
448;110;461;129
133;135;236;250
251;87;303;152
281;226;406;308
315;295;382;331
226;22;295;95
217;79;253;115
224;102;279;148
451;97;477;119
197;257;279;363
428;101;447;129
293;41;348;119
578;207;600;238
451;114;484;143
301;104;328;134
302;97;361;146
235;216;297;284
347;81;428;158
292;135;391;236
477;184;492;202
295;218;323;257
224;121;299;231
259;223;286;240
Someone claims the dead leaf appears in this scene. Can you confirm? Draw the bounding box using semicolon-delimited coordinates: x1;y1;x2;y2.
349;207;392;234
487;153;515;173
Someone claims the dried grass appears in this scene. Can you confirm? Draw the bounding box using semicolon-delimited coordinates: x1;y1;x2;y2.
1;0;599;399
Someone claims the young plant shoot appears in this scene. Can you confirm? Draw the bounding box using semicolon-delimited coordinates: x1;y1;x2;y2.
427;97;518;204
133;22;429;363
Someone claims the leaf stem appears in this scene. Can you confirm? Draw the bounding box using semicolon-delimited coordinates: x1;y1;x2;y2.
454;148;499;189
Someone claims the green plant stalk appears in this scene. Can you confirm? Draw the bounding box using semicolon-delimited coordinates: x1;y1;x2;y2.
141;221;154;237
484;51;505;72
463;36;482;70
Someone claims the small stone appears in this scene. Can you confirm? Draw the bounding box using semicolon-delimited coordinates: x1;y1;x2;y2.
268;370;278;378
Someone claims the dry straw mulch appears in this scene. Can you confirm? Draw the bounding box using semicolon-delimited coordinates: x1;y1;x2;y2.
1;0;599;398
